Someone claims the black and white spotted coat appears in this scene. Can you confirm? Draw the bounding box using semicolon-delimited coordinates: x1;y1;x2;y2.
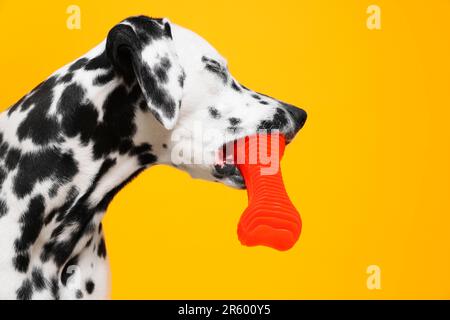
0;16;306;299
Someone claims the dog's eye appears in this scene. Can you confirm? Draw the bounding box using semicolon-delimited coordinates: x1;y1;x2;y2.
202;56;224;71
205;63;223;73
202;56;229;83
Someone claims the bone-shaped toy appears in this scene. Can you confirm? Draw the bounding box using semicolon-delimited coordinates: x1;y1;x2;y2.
234;134;302;251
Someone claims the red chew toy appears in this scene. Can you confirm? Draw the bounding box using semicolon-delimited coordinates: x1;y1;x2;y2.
234;134;302;251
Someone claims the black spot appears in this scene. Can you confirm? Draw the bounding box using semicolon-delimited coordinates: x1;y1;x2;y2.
7;95;26;116
16;77;60;145
138;153;157;166
40;241;55;263
76;290;84;299
56;152;79;182
69;58;88;72
231;80;242;92
14;149;78;198
257;108;289;132
58;73;74;83
14;195;45;252
130;143;152;156
228;117;241;126
44;209;58;227
202;56;228;83
85;280;95;294
50;225;64;239
154;57;171;83
228;117;242;134
259;100;269;105
31;267;46;291
17;113;59;145
92;85;138;159
48;184;60;198
94;69;116;86
58;83;99;145
138;100;147;112
50;277;60;300
208;106;221;119
140;64;177;120
85;51;111;70
0;141;8;159
162;143;168;149
14;151;57;197
44;186;79;226
98;160;118;186
178;71;186;88
0;199;7;218
125;16;171;44
97;237;107;258
13;78;54;115
119;139;133;154
13;252;30;273
227;127;242;134
16;279;33;300
85;237;93;248
5;148;21;171
0;167;6;186
252;94;261;100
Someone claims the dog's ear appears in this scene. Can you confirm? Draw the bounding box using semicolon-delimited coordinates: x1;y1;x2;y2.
106;16;184;130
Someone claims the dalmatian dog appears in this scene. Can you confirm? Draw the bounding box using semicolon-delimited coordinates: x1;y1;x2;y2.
0;16;306;299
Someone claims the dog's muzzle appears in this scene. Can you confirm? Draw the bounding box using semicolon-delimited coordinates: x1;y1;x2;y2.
213;103;307;188
284;104;307;134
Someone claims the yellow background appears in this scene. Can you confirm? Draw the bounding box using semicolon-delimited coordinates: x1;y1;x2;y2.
0;0;449;299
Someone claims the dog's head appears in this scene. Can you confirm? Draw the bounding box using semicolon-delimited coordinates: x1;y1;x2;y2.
107;16;307;188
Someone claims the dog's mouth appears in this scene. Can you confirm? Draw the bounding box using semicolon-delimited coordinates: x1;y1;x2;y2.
212;141;245;189
211;131;295;189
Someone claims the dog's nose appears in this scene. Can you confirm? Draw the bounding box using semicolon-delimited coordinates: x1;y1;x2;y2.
284;104;307;133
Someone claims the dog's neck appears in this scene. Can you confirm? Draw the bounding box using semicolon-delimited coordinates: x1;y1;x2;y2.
0;41;172;281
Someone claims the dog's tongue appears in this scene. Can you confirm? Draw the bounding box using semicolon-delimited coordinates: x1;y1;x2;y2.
234;134;302;251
